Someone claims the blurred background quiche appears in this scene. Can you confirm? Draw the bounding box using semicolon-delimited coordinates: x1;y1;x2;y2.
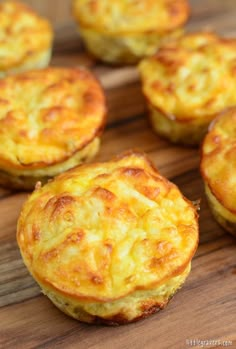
139;32;236;145
0;67;106;190
0;0;53;77
72;0;189;64
201;108;236;237
17;151;199;325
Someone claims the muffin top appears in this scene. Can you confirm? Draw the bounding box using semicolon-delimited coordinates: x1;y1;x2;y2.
0;1;53;72
17;152;198;301
73;0;189;34
0;67;106;171
201;108;236;213
139;32;236;121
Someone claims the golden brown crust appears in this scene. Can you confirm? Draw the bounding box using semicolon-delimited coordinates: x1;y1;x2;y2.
73;0;188;65
0;1;53;72
201;108;236;214
0;67;106;172
17;151;198;303
139;32;236;122
73;0;189;35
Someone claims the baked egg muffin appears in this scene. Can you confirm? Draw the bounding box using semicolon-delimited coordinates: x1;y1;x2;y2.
0;0;53;77
0;67;106;190
201;108;236;237
72;0;189;64
139;32;236;145
17;151;199;325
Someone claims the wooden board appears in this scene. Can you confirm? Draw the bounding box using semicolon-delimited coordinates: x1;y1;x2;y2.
0;1;236;348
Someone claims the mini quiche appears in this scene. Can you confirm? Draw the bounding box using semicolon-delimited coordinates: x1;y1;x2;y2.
139;32;236;145
0;1;53;77
0;67;106;190
17;152;199;325
72;0;189;64
201;108;236;237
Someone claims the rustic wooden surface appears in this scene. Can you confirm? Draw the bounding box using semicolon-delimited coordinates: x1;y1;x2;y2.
0;1;236;348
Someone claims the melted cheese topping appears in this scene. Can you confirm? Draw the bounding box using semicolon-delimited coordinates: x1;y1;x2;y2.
73;0;189;34
0;67;106;171
139;33;236;121
17;152;198;302
0;1;53;71
201;108;236;214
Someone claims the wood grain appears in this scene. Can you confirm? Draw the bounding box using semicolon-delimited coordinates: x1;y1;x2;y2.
0;1;236;348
